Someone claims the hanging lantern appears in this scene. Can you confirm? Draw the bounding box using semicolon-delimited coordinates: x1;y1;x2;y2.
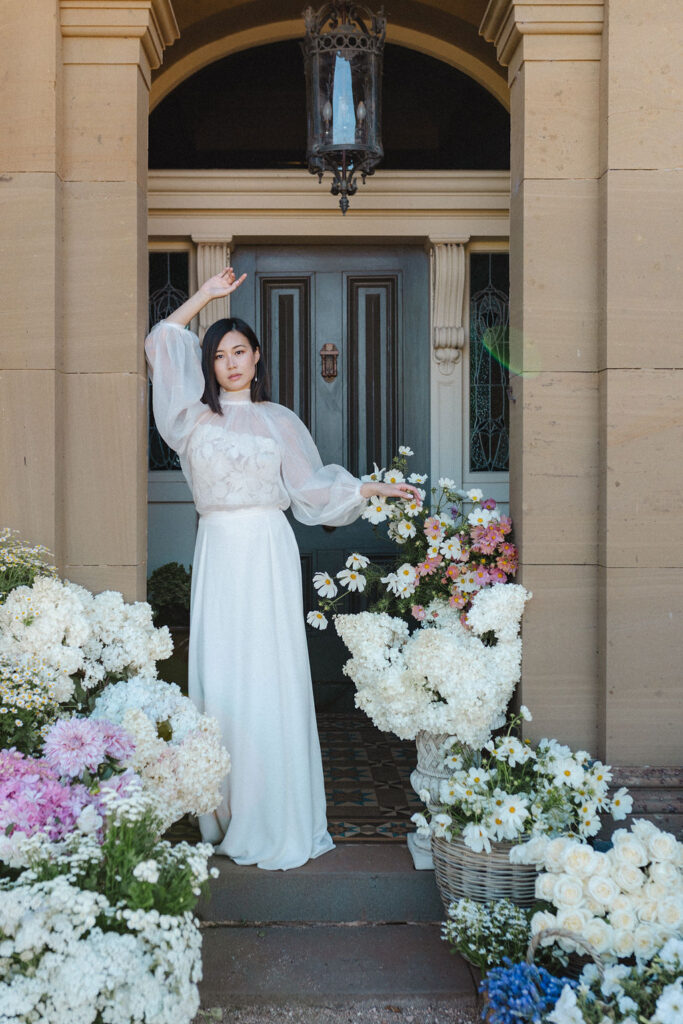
302;2;386;214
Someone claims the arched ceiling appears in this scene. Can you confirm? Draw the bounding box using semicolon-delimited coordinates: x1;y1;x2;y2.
153;0;506;110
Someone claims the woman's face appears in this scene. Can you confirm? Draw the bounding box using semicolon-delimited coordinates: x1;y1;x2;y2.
214;330;260;392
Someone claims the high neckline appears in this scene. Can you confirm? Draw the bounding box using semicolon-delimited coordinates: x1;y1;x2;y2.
220;388;252;405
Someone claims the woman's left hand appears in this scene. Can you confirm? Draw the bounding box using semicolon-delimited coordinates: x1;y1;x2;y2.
360;481;423;504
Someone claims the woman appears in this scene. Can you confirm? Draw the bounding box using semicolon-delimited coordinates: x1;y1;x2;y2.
145;267;421;870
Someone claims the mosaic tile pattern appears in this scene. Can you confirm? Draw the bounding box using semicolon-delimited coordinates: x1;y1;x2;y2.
165;712;419;845
319;712;420;842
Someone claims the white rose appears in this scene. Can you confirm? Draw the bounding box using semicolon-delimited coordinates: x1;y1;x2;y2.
657;898;683;931
649;861;680;887
535;872;557;902
611;832;648;867
583;916;615;955
612;928;635;958
586;874;619;907
633;923;659;961
612;862;645;893
553;873;586;909
530;910;558;943
609;906;638;932
543;837;575;872
556;906;590;938
562;842;601;878
637;898;660;924
648;829;680;863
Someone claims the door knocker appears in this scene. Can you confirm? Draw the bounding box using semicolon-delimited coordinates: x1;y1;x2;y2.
320;343;339;382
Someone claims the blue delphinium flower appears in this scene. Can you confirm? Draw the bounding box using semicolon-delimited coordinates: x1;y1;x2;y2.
480;958;575;1024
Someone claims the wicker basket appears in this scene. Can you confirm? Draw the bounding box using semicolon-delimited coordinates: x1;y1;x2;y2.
431;834;538;910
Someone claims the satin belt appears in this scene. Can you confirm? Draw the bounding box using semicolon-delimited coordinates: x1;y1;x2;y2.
199;506;285;520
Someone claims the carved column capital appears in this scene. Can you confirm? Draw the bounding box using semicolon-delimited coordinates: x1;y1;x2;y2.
60;0;179;76
195;241;232;340
430;241;467;376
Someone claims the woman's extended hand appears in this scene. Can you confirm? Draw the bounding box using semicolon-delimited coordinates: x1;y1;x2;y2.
199;267;247;299
360;481;423;504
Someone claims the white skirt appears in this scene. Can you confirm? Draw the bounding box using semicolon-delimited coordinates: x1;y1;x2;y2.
188;507;335;870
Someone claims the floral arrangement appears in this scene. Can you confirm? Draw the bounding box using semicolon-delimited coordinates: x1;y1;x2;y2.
0;788;216;1023
551;938;683;1024
481;938;683;1024
0;576;173;716
307;446;519;628
334;584;530;746
511;821;683;963
441;897;564;974
0;529;231;1023
415;709;631;852
92;676;231;831
479;958;572;1024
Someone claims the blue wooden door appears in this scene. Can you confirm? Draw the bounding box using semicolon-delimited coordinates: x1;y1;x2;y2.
231;245;430;707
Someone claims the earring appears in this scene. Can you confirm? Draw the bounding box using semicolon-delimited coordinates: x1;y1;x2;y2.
254;370;258;384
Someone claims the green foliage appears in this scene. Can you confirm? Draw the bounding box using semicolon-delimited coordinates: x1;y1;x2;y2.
147;561;192;626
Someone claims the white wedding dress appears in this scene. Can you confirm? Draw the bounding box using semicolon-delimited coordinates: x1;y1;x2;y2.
145;321;366;870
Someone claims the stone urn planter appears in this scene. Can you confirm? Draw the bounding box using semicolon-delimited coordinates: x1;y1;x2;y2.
407;730;451;869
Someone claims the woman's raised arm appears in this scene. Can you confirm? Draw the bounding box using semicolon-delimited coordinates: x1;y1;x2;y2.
166;267;247;327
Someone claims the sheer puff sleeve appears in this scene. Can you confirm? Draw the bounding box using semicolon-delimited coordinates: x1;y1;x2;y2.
144;321;206;455
271;405;368;527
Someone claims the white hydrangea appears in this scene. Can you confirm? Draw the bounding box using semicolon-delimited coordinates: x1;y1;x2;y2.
92;676;231;830
334;583;530;746
0;577;172;699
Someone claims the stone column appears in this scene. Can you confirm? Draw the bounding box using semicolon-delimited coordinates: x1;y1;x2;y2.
57;0;178;599
0;0;64;558
597;0;683;765
481;1;603;749
429;238;469;487
194;238;232;340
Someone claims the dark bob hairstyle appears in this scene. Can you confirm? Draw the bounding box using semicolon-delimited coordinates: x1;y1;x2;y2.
200;317;271;412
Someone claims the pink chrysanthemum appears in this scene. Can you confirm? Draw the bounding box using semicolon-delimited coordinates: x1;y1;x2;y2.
98;720;136;762
43;718;110;778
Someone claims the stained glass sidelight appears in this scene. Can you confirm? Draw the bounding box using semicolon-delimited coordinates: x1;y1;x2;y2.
148;252;190;471
469;253;510;473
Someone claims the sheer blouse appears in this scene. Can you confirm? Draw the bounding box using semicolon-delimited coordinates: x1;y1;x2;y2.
144;321;367;526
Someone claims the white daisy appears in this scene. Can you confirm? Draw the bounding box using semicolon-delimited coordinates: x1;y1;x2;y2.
438;477;456;490
306;610;328;630
408;473;427;484
396;520;416;539
312;571;338;598
466;488;484;503
346;553;370;570
384;469;405;485
398;445;414;456
336;568;366;592
439;537;463;560
363;497;391;524
403;498;422;518
361;462;385;482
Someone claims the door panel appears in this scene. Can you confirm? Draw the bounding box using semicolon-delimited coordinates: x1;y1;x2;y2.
230;246;429;702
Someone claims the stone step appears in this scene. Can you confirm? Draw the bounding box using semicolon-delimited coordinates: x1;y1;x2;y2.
199;922;478;1008
200;843;445;924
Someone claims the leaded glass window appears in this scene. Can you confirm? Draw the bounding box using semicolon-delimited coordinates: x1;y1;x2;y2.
469;253;509;473
148;252;189;471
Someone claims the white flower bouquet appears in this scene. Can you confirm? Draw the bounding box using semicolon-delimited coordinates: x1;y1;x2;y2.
92;676;231;830
511;820;683;964
308;446;520;631
416;709;632;853
441;897;565;974
334;584;530;745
